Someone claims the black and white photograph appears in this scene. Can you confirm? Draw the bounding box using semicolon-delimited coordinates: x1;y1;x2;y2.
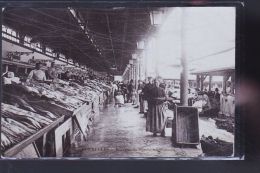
1;6;238;159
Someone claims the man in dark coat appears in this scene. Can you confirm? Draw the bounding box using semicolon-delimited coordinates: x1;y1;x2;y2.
127;79;134;103
136;80;145;112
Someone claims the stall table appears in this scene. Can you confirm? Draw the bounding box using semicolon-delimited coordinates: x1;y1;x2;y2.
3;115;65;158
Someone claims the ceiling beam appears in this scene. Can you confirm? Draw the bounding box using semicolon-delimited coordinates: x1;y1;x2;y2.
67;7;104;56
63;35;106;70
105;13;117;67
119;11;129;72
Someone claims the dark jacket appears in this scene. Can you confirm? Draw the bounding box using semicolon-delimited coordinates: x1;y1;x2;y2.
151;86;166;105
127;83;134;93
143;83;154;102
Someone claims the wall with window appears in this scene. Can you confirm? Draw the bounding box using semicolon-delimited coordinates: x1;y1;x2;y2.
2;39;54;64
2;25;83;69
2;25;69;67
2;25;19;43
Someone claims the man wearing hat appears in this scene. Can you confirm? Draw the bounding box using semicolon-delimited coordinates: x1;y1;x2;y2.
27;62;46;82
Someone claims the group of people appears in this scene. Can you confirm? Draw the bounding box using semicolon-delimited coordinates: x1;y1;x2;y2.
111;77;170;137
111;79;138;107
141;77;169;137
26;62;61;82
111;77;226;137
24;62;108;84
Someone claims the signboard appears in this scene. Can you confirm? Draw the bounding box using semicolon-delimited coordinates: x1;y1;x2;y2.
7;51;34;62
28;58;53;66
7;52;21;61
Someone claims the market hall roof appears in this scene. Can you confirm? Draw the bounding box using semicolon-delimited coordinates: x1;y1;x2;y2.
190;66;235;76
3;7;152;72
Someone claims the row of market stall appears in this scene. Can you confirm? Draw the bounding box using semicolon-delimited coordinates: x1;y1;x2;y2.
1;69;112;158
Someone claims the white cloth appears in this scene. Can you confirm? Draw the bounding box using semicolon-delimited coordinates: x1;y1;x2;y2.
226;87;232;94
3;77;20;84
112;84;118;91
144;100;148;110
220;94;235;116
226;95;235;116
164;107;174;118
203;94;211;109
7;72;14;78
115;95;124;104
28;69;46;81
193;100;206;113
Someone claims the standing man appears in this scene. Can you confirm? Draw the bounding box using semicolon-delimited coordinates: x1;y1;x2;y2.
27;63;46;82
47;62;58;81
214;88;220;101
136;80;145;112
127;79;134;103
120;81;128;103
142;77;153;118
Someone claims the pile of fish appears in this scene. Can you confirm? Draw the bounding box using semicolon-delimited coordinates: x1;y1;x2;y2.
24;82;84;110
3;78;110;114
1;79;111;151
1;103;53;151
56;84;96;102
83;79;108;93
55;79;109;102
3;92;58;120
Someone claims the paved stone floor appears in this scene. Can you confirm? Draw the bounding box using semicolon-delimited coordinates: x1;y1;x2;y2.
69;103;204;158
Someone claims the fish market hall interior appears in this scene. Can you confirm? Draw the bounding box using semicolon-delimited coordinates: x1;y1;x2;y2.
1;7;236;158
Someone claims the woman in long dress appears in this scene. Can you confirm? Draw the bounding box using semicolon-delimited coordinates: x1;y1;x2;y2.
146;79;167;137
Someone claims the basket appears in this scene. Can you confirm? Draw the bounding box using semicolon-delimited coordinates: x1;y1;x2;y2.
200;136;233;156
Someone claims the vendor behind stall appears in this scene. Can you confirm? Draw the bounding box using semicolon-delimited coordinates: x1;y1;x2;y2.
27;63;46;82
47;62;58;80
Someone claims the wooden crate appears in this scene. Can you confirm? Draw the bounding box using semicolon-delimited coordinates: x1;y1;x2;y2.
172;106;200;146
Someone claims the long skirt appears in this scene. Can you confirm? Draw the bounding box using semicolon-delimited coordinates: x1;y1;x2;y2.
146;103;166;133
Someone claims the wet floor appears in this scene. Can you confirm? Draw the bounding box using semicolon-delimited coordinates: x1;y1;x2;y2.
69;103;203;158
